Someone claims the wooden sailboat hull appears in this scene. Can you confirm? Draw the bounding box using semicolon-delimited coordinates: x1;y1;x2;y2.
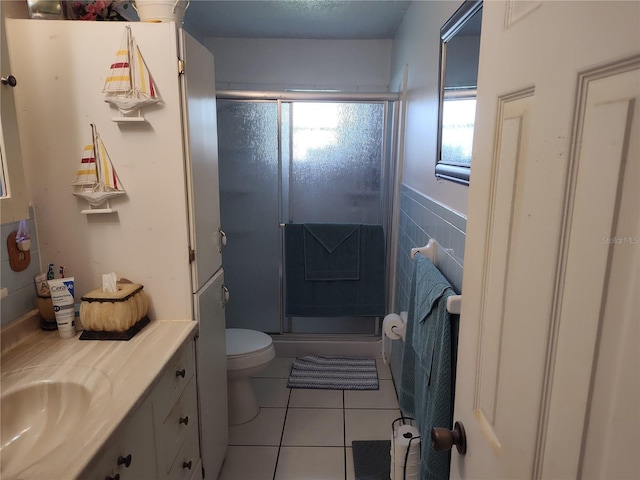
72;189;125;207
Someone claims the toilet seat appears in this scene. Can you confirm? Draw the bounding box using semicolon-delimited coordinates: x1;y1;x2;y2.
226;328;275;372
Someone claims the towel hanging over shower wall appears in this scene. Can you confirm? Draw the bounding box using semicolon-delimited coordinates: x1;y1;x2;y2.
303;223;361;281
284;223;385;317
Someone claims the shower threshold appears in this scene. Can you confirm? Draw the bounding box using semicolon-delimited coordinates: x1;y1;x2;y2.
271;333;382;358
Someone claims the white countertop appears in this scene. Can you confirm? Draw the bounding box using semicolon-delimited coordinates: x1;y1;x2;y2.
0;313;197;479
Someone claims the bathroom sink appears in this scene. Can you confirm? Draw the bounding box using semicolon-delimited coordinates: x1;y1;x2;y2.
0;366;112;479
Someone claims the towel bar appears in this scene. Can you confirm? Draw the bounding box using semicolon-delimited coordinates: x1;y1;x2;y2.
410;238;438;261
446;295;461;315
411;238;462;315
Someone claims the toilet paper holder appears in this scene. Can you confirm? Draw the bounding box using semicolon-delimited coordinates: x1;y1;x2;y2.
391;417;421;480
382;312;407;364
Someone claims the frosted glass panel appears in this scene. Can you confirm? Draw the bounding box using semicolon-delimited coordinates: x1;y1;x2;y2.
217;101;281;332
289;102;384;224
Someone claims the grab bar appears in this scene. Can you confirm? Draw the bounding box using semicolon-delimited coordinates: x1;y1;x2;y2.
410;239;462;315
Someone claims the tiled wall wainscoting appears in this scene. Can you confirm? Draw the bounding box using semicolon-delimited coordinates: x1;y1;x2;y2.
390;184;466;384
1;207;40;325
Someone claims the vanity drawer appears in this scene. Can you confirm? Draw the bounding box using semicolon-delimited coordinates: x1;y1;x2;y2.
83;397;157;480
166;427;201;480
153;339;195;422
157;375;199;473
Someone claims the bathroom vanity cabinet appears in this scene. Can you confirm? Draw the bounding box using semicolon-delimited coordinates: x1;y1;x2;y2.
83;340;201;480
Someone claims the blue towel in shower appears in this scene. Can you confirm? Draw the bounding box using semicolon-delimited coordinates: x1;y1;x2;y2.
303;223;360;280
284;223;385;317
399;254;457;480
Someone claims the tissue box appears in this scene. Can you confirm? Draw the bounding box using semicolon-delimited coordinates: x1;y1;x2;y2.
80;283;149;333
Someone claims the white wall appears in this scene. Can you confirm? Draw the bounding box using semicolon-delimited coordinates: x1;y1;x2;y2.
391;0;469;216
204;38;393;92
8;20;193;321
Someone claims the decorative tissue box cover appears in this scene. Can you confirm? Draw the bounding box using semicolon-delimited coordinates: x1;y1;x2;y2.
80;283;149;334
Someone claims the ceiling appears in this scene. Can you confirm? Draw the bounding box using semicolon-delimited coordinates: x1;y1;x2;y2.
183;0;412;40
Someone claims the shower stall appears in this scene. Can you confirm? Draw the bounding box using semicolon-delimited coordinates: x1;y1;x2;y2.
216;92;399;336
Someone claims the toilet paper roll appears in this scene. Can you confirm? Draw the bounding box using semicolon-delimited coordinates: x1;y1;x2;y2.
394;424;420;445
383;313;405;340
392;424;421;466
381;313;407;364
393;463;419;480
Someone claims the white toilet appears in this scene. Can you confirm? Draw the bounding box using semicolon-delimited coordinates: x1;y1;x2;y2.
225;328;276;425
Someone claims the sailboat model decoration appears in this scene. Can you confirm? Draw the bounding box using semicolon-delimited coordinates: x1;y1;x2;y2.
71;124;126;215
103;25;162;122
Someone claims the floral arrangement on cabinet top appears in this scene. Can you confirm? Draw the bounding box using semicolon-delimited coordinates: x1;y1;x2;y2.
61;0;132;21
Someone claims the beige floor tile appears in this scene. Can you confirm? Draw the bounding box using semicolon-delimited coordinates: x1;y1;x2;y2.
344;380;399;409
282;408;344;446
344;408;400;444
253;378;291;407
376;358;393;380
275;447;345;480
345;447;355;480
255;357;294;378
289;388;343;408
229;407;286;446
218;446;278;480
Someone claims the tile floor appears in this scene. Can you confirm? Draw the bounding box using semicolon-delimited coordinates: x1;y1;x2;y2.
218;357;401;480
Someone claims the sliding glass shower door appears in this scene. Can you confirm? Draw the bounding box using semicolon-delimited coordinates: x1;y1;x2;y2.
217;99;393;334
217;101;281;332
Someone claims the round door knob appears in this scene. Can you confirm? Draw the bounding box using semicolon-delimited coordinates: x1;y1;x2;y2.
431;421;467;455
1;75;17;87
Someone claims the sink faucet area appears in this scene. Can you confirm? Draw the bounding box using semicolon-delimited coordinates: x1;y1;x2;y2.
0;313;197;479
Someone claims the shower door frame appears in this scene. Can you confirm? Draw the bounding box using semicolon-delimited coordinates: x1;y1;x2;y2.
217;90;401;336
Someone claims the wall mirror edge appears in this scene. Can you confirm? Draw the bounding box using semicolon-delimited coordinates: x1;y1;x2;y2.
435;0;483;187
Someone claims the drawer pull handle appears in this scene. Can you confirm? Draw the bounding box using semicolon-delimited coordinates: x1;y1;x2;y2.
183;461;192;470
176;369;186;378
105;475;120;480
117;454;132;468
179;416;189;426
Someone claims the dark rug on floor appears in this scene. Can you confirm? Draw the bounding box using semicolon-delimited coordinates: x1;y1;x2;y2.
352;440;391;480
287;355;379;390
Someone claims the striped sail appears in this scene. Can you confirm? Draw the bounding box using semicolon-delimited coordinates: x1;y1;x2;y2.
103;26;161;114
71;144;98;187
95;134;123;192
72;125;125;207
103;37;131;94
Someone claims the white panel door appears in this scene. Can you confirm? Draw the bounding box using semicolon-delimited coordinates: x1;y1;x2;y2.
194;268;227;479
180;30;223;293
453;2;639;478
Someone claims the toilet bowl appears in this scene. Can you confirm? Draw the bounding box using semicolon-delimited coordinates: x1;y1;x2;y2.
226;328;275;425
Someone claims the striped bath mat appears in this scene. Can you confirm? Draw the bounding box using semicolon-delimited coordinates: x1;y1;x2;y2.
288;355;379;390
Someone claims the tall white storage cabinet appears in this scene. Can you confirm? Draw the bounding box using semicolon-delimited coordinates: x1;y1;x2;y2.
6;20;227;478
180;31;228;480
